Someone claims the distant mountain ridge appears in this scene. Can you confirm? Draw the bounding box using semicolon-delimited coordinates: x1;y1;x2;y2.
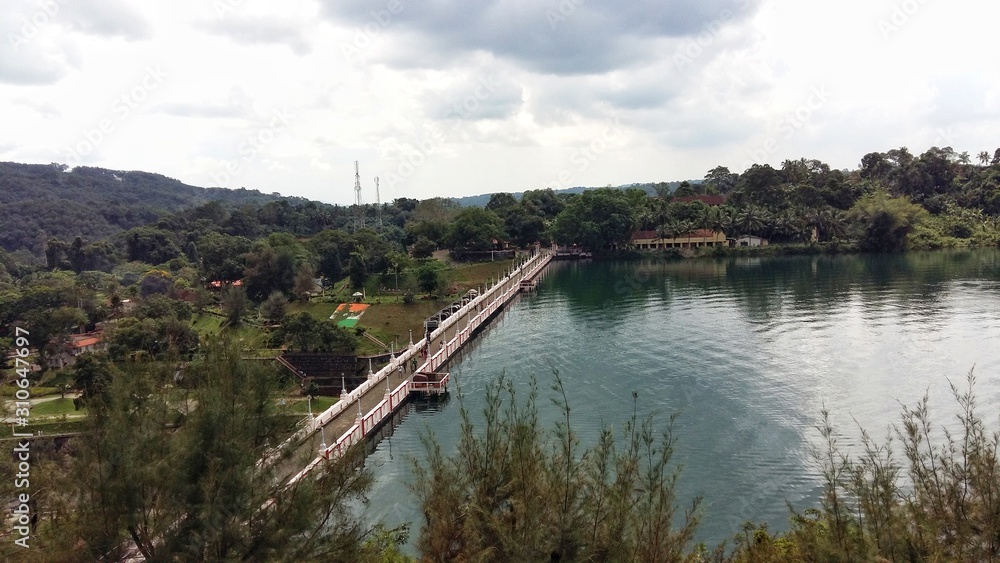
0;160;701;256
0;162;288;255
450;181;697;207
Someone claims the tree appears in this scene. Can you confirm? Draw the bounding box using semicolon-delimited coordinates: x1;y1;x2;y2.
348;252;368;290
736;205;766;239
849;191;927;252
197;232;251;283
504;208;547;247
72;353;114;404
485;192;519;217
446;208;505;251
67;236;86;274
221;285;249;327
416;261;444;295
294;262;316;301
386;251;411;289
279;313;357;353
704;166;739;194
674;181;697;197
310;229;351;283
732;164;783;208
243;245;296;301
549;188;635;250
123;227;181;265
413;372;700;561
521;188;564;219
260;291;288;325
54;340;385;561
23;306;88;366
45;238;66;270
411;236;436;259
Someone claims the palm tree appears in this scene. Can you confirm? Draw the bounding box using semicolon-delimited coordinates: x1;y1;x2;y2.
771;209;802;242
979;151;991;166
737;205;765;242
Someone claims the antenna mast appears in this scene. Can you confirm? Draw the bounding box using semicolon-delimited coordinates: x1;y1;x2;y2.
353;161;365;232
374;176;382;230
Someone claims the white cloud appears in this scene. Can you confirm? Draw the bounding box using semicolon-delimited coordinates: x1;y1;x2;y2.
0;0;997;203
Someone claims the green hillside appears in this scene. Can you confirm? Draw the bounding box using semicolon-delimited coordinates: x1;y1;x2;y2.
0;162;288;255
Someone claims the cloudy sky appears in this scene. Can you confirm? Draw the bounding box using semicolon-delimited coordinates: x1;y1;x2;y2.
2;0;997;205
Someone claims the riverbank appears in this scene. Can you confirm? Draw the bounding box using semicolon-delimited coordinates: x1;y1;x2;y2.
602;238;1000;261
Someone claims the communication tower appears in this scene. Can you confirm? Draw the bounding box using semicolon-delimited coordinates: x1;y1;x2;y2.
353;161;365;232
374;176;382;230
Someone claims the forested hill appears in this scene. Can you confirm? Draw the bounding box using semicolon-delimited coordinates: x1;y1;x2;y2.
452;181;691;207
0;162;286;255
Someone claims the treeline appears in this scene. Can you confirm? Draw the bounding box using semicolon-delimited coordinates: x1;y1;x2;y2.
546;146;1000;252
2;144;999;367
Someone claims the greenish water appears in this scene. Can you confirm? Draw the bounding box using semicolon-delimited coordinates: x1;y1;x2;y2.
363;249;1000;550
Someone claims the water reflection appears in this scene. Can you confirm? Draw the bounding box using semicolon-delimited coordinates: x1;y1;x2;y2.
364;248;1000;553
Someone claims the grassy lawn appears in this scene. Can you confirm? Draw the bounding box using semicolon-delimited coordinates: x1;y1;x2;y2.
447;260;517;293
287;300;340;320
283;396;337;415
1;383;59;397
192;312;224;334
31;397;85;417
360;299;447;347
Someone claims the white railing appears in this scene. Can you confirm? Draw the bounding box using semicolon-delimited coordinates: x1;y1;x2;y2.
285;251;552;483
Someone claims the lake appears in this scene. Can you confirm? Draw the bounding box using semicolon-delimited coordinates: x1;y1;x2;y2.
362;249;1000;551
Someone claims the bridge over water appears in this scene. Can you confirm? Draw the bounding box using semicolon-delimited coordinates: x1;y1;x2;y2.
279;249;554;484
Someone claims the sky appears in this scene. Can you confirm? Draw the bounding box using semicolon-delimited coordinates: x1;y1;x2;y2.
1;0;997;205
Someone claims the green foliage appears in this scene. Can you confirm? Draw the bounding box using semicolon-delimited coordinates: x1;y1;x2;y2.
221;284;250;327
445;207;506;251
27;340;382;561
412;372;700;562
504;208;547;247
105;316;199;360
243;244;297;301
278;312;358;353
415;261;444;294
134;294;192;321
71;353;115;403
348;252;368;289
410;236;436;259
521;188;564;219
849;191;928;252
310;228;351;282
294;261;316;300
124;226;182;265
260;290;289;324
726;369;1000;562
549;188;635;250
196;231;252;282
